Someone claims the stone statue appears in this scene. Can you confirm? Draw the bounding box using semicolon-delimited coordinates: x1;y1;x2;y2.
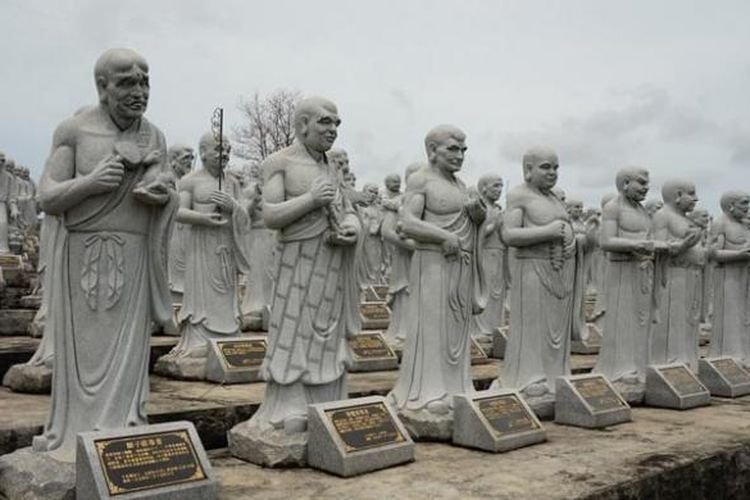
497;147;576;412
240;168;276;331
471;174;509;343
381;165;422;347
166;144;195;299
229;96;360;467
708;191;750;365
566;198;598;350
689;208;712;325
0;153;19;253
14;166;37;230
591;192;617;320
592;167;655;401
155;133;250;380
387;125;486;440
380;173;402;277
651;179;703;372
30;48;176;462
2;214;63;393
645;198;664;216
355;182;385;287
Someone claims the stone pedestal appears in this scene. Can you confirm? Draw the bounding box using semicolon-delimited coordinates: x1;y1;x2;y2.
2;363;51;393
645;364;711;410
228;420;308;468
698;357;750;398
491;327;508;359
554;374;631;428
154;355;207;381
395;407;453;442
0;447;75;500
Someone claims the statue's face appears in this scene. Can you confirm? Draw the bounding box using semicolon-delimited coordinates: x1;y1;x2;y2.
623;173;649;202
482;179;503;203
21;168;30;180
675;185;698;213
343;172;355;187
365;186;379;203
302;106;340;153
730;197;750;219
0;153;5;168
567;202;583;219
430;136;466;174
690;211;710;228
385;176;401;192
100;62;150;123
172;148;195;178
527;157;559;191
202;138;231;177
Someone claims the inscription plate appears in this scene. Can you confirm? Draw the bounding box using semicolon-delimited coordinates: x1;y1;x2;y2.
349;333;395;360
475;394;539;436
0;254;21;268
660;366;705;395
360;302;390;321
94;429;206;496
713;358;750;386
217;339;266;370
572;376;626;412
326;402;406;453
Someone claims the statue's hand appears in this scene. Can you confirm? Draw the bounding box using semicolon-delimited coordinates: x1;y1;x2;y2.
633;240;655;256
201;212;228;227
466;197;487;225
133;182;169;205
309;176;335;207
545;221;567;241
210;191;235;213
86;153;125;194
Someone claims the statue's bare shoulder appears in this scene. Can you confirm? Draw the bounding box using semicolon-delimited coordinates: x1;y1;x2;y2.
404;168;429;195
505;184;532;211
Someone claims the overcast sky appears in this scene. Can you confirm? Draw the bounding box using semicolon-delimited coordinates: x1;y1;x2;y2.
2;0;749;210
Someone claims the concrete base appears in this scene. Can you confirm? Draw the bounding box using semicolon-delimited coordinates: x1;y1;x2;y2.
0;309;36;336
645;364;711;410
2;362;51;393
0;447;75;500
611;378;645;405
698;357;750;398
491;327;508;359
554;375;631;428
396;407;453;442
227;420;307;468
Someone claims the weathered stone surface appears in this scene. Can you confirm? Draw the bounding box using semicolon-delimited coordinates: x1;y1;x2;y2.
0;447;75;500
228;419;308;467
555;374;631;428
571;323;602;355
645;364;711;409
0;310;36;336
698;357;750;398
2;363;51;393
395;406;453;442
491;326;507;359
212;398;750;499
154;355;207;381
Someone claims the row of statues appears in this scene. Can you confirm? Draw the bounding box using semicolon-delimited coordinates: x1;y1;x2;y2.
5;48;750;481
0;152;37;254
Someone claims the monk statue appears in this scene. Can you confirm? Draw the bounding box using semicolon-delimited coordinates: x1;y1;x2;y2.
566;198;599;351
387;125;486;440
688;208;713;326
166;144;195;300
645;198;664;216
651;179;703;372
155;133;251;380
382;164;422;347
0;153;19;253
14;165;36;230
29;48;176;463
708;191;750;366
379;173;402;276
470;174;509;344
355;182;385;288
591;192;617;321
228;97;360;467
496;147;577;413
592;167;656;402
240;166;276;331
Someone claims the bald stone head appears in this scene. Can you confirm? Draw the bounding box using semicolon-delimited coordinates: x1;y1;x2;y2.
688;207;710;229
615;167;649;203
384;174;401;193
478;174;503;203
424;125;466;174
294;96;340;154
199;132;231;177
522;147;559;192
661;178;698;214
327;148;349;172
566;199;584;219
720;190;750;220
94;48;150;126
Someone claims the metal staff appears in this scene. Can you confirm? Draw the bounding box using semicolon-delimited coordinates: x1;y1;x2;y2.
211;107;225;190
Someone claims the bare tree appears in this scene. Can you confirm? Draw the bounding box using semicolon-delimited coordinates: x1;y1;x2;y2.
233;89;301;168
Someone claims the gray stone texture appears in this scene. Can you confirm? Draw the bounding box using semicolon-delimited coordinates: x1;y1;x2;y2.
452;389;546;452
76;421;216;499
554;374;631;428
0;447;75;500
307;396;414;477
570;323;602;355
491;326;508;359
204;337;264;384
2;362;51;393
227;419;308;467
348;332;399;373
698;357;750;398
645;364;711;409
0;309;36;336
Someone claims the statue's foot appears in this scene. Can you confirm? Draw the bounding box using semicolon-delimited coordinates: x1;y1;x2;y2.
283;416;308;434
426;400;450;415
524;382;549;398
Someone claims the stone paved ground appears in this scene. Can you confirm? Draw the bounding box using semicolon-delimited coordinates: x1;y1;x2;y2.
212;397;750;499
